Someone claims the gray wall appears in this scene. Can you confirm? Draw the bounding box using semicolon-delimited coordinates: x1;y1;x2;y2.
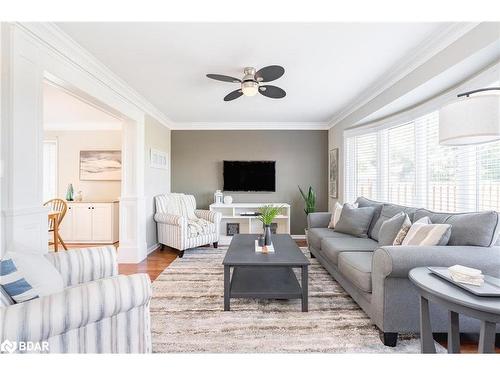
144;115;171;250
171;130;328;234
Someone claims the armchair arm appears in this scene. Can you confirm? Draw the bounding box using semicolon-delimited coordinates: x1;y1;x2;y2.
194;209;222;223
154;212;187;226
0;273;151;345
307;212;332;228
373;245;500;279
45;246;118;287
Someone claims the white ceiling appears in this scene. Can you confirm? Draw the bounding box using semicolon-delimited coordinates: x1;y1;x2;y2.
43;82;122;131
56;22;452;125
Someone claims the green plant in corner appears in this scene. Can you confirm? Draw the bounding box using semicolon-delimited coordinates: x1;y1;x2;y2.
258;205;283;226
298;185;316;216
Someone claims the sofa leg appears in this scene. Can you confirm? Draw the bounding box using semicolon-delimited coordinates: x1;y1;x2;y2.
213;242;218;249
380;332;398;347
178;250;185;258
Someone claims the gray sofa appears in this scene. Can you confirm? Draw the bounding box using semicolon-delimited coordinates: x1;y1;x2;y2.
307;197;500;346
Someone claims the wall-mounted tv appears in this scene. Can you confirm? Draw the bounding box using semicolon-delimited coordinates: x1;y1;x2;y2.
223;161;276;192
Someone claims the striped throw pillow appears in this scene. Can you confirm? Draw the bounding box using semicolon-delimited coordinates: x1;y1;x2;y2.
0;251;63;303
402;217;452;246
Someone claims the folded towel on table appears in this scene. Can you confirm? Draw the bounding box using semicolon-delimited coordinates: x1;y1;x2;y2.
448;265;484;286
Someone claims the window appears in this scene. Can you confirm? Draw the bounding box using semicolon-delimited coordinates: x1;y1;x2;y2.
43;140;58;202
345;111;500;212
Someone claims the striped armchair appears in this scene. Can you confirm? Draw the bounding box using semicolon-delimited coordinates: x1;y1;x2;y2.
154;193;222;257
0;246;152;353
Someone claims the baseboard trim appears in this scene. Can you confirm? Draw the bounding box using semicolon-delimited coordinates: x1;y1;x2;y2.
148;243;161;254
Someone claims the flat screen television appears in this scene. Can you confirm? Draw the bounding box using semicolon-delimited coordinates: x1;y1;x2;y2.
223;161;276;192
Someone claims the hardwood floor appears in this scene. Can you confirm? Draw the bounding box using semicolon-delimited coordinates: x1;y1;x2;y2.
54;239;498;353
119;245;178;281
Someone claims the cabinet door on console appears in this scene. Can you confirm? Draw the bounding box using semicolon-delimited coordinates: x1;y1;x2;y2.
59;204;74;241
73;205;93;241
91;204;113;242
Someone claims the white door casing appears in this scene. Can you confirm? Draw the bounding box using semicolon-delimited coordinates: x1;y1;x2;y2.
0;23;159;262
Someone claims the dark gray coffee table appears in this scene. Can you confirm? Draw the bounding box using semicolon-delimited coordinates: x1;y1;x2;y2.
222;234;310;312
409;267;500;354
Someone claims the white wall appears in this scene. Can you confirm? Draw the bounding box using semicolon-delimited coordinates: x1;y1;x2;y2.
144;115;171;251
44;130;122;201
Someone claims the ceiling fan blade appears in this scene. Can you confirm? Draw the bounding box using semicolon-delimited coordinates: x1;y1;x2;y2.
254;65;285;82
206;74;241;83
224;89;243;101
259;85;286;99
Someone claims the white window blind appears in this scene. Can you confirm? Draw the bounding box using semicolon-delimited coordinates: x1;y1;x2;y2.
43;140;58;202
345;111;500;212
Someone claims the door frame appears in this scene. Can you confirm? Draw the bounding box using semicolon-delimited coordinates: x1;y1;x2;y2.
0;22;165;262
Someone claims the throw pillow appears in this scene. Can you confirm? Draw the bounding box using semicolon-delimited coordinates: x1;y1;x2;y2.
0;251;64;303
334;204;376;238
402;217;452;246
328;202;358;229
393;214;412;245
378;212;408;246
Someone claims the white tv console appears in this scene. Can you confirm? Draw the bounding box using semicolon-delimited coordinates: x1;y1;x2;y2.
209;202;291;245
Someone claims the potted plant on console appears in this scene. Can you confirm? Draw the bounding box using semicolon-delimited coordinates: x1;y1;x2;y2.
258;205;283;246
298;186;316;239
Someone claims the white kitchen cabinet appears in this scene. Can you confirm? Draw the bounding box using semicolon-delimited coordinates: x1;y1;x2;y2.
59;201;119;244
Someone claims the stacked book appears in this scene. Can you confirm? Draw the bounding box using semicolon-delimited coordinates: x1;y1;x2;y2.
448;265;484;286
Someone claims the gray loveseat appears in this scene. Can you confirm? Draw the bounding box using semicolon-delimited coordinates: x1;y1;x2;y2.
307;197;500;346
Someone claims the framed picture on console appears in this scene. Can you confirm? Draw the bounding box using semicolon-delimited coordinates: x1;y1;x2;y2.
329;148;339;198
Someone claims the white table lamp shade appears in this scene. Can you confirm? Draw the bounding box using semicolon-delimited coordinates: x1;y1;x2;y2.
439;94;500;145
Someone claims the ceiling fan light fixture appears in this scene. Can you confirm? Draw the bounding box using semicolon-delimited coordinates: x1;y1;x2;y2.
241;81;259;97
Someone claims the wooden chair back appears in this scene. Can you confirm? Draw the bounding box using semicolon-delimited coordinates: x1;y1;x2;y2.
44;199;68;231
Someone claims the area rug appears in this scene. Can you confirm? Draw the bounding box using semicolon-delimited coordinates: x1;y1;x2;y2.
150;247;441;353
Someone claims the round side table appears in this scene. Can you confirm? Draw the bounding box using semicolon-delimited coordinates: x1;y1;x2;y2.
409;267;500;354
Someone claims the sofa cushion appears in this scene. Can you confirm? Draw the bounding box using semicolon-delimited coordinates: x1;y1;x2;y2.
402;217;452;246
334;204;375;238
0;251;64;303
371;203;417;241
321;237;378;265
414;209;500;247
355;197;383;239
307;228;353;251
338;252;373;293
378;212;408;246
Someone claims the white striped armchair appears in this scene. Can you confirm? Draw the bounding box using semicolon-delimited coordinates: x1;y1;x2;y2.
154;193;222;257
0;246;152;353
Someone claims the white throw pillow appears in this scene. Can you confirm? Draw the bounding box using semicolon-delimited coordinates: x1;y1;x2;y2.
328;202;358;229
0;251;64;303
402;217;452;246
328;202;343;229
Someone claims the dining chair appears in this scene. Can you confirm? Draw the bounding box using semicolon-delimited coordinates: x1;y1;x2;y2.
44;198;68;251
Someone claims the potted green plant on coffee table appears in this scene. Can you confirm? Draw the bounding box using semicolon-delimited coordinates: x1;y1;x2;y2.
258;205;283;246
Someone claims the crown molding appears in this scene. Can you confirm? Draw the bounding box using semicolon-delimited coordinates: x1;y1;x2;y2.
172;122;330;130
328;22;481;128
15;22;175;129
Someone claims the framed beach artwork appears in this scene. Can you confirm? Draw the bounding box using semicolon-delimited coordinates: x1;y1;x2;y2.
329;148;339;198
80;150;122;181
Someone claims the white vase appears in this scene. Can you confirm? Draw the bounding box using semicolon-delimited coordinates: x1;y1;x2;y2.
223;196;233;204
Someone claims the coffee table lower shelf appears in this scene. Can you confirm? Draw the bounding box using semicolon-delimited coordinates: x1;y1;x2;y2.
224;266;308;312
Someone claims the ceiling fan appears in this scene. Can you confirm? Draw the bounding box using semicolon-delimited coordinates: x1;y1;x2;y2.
206;65;286;101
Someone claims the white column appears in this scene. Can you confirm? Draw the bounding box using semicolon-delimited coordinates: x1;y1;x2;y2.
118;118;147;263
1;23;48;256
